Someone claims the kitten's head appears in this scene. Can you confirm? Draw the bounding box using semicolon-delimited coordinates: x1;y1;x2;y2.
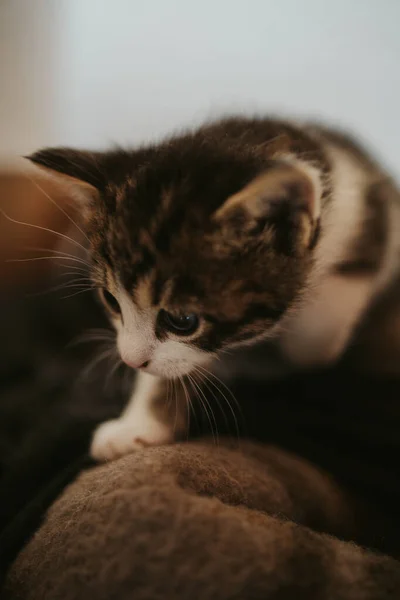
28;133;322;378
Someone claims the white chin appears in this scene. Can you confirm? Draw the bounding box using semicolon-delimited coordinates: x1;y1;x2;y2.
146;363;194;379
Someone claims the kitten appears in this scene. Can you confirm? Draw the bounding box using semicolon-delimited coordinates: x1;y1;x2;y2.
27;117;400;461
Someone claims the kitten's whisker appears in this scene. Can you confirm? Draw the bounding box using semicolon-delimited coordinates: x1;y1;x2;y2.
24;246;90;266
187;374;214;444
185;375;201;430
61;288;96;299
67;328;115;349
195;366;242;439
7;255;90;266
28;278;95;298
59;269;92;279
105;355;123;391
54;275;93;284
179;376;192;440
69;335;115;347
85;327;115;336
172;378;179;436
197;365;242;414
0;207;88;253
78;334;114;341
193;368;230;436
60;273;92;283
56;275;94;286
192;371;220;446
81;345;116;380
24;173;91;244
59;282;94;292
188;373;218;446
215;348;233;358
27;282;93;299
203;373;242;433
59;279;94;289
59;261;90;269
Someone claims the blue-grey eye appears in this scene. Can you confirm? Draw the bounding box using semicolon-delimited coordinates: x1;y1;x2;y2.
160;310;199;335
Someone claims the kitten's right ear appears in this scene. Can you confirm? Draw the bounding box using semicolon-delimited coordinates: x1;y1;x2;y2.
25;147;104;208
213;162;321;255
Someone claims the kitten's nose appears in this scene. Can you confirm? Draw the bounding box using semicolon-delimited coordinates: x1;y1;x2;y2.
123;358;149;370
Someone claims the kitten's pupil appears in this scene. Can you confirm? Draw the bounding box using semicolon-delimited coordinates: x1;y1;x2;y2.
160;310;199;336
100;289;121;315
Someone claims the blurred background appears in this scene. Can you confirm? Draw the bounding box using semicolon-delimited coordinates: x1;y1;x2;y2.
1;0;400;171
0;0;399;286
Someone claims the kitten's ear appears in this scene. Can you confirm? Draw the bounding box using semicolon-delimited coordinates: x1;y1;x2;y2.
214;162;321;254
25;147;104;207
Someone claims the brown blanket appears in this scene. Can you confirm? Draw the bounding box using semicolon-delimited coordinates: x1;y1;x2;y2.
4;439;400;600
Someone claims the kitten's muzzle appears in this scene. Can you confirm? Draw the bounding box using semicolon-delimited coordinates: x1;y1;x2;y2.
123;358;150;370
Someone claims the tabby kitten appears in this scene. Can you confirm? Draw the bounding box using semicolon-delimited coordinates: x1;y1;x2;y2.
28;117;400;461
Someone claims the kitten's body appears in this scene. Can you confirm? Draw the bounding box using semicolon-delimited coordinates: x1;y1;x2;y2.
28;117;400;461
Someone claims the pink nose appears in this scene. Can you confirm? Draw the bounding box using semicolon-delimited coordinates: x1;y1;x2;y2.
123;359;149;370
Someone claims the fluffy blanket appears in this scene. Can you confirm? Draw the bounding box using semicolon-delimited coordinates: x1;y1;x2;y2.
3;439;400;600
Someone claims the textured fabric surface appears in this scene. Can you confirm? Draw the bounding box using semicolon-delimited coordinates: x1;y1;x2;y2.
4;439;400;600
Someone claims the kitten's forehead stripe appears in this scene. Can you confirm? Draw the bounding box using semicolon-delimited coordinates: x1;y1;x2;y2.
134;274;154;310
151;273;167;307
131;244;156;283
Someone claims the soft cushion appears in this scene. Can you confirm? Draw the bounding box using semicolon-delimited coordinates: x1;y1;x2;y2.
5;440;400;600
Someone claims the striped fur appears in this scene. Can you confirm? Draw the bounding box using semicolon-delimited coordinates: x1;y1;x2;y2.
28;116;400;461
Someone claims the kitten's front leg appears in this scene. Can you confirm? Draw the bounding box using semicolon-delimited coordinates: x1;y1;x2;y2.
90;372;186;462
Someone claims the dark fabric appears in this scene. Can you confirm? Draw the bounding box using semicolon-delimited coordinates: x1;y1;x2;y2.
0;288;400;597
4;440;400;600
0;291;128;582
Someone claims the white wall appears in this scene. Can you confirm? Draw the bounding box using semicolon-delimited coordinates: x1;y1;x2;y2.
1;0;399;176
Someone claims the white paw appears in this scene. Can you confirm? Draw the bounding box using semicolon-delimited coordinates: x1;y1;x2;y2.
90;417;173;462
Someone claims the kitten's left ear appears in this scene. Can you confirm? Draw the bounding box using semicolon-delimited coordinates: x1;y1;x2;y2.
214;162;322;254
25;147;104;208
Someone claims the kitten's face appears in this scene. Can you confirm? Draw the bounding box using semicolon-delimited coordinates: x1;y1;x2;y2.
29;135;321;379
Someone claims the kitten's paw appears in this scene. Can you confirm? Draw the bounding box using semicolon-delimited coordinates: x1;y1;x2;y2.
90;417;172;462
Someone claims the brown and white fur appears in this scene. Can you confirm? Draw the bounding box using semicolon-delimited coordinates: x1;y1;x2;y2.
27;117;400;461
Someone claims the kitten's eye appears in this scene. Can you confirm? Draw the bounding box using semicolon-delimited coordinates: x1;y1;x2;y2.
160;310;199;336
99;289;121;315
